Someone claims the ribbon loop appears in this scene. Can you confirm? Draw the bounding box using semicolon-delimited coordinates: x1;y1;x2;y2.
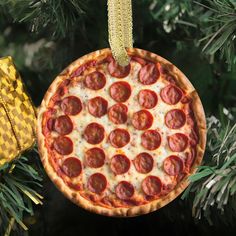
108;0;133;66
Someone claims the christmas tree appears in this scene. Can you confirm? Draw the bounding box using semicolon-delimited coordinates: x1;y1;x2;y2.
0;0;236;235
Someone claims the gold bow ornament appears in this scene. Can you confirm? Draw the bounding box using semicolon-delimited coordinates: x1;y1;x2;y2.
0;56;37;167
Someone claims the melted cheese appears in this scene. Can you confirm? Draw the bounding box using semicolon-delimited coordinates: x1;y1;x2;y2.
52;60;193;197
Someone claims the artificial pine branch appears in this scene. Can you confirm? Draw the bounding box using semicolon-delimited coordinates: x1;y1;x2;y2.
150;0;236;70
0;0;89;38
0;148;43;235
195;0;236;70
182;115;236;225
1;0;235;69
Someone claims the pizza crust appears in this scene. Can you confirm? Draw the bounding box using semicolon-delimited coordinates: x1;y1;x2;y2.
37;48;206;217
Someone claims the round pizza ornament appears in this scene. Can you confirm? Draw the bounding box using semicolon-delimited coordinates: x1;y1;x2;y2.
37;48;206;217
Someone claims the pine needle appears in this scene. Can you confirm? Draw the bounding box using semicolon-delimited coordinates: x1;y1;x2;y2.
182;116;236;224
196;0;236;70
0;148;42;235
0;0;88;39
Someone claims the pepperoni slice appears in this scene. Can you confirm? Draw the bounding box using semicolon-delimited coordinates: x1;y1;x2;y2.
87;173;107;194
157;63;176;83
84;71;106;90
110;154;130;175
141;130;161;150
54;115;73;135
165;109;186;129
133;153;154;174
108;58;131;78
162;183;176;195
160;85;182;105
108;103;128;124
55;80;70;98
88;97;108;117
85;148;105;168
168;133;188;152
142;176;162;196
165;75;176;84
189;126;199;146
132;110;153;130
109;129;130;148
53;136;73;155
138;63;159;85
138;89;158;109
110;81;131;102
185;147;196;172
71;60;96;77
163;155;184;176
181;96;191;104
84;123;105;144
158;64;168;74
115;181;134;200
61;96;82;116
61;157;82;177
47;118;55;131
131;56;147;66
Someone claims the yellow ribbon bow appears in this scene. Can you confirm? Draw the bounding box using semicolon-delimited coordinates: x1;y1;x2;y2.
0;56;37;167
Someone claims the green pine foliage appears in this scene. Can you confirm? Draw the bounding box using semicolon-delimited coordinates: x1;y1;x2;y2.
0;0;88;38
182;114;236;224
150;0;236;70
1;0;236;69
0;148;43;235
196;0;236;70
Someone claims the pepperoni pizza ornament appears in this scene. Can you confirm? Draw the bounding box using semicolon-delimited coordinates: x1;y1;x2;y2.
37;48;206;217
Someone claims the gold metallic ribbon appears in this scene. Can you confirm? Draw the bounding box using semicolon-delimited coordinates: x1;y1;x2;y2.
107;0;133;66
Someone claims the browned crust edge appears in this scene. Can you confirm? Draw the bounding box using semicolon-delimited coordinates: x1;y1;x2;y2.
37;48;207;217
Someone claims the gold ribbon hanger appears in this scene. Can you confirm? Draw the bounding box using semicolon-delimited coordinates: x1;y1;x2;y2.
107;0;133;66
